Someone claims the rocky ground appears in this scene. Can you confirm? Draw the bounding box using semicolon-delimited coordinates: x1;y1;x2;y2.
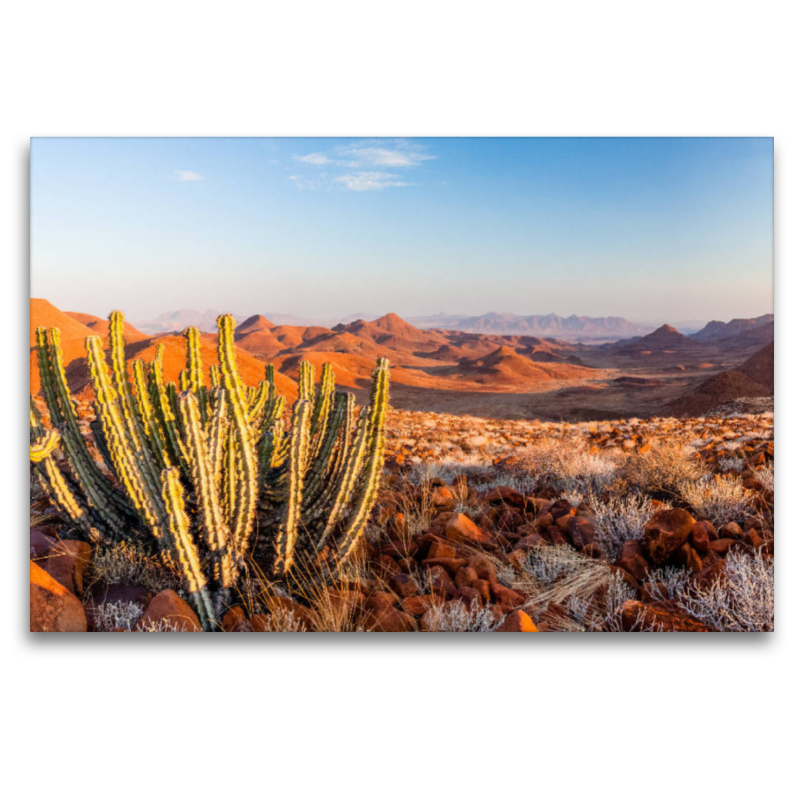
30;404;774;633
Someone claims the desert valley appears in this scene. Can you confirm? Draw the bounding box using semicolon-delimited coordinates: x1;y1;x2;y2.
30;297;774;633
31;298;774;421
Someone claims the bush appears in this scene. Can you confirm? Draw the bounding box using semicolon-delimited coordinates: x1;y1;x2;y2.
680;474;755;526
676;549;773;631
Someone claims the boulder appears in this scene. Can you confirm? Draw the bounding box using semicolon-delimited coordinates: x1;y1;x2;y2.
402;595;437;616
468;554;498;584
484;486;527;508
497;609;538;632
642;508;696;565
611;600;713;632
30;526;56;558
30;561;87;632
221;606;249;632
364;605;416;632
445;513;496;548
135;590;202;632
40;539;92;596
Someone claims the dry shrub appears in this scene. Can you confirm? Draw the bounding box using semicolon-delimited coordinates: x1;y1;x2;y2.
680;474;755;526
676;548;773;631
422;597;502;632
93;600;145;631
588;493;670;560
517;438;623;497
91;541;181;594
622;444;706;498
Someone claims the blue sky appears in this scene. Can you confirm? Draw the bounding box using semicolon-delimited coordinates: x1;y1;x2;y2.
30;137;773;324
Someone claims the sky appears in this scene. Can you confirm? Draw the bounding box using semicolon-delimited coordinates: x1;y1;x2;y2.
30;137;773;325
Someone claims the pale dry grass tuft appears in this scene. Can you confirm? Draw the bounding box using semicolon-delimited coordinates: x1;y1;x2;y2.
680;474;755;526
422;597;502;632
676;548;773;632
91;541;181;593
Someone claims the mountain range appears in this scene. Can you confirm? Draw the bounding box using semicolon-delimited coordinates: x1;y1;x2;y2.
33;298;773;420
134;309;664;341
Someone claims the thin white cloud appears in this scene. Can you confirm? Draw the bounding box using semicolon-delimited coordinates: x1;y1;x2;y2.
293;153;332;165
288;139;434;191
172;170;205;182
338;140;435;168
334;172;410;191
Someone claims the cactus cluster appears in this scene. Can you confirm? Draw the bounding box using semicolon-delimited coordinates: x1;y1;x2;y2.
30;311;390;629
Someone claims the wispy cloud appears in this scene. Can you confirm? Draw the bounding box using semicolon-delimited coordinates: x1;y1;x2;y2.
172;170;205;182
334;172;411;192
338;140;435;168
288;138;435;191
293;153;332;165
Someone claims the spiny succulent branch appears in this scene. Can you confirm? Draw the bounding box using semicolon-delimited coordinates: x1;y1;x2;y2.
32;310;391;630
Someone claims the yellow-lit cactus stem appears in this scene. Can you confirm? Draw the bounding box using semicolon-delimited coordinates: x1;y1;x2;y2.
147;343;189;472
29;402;104;543
273;399;311;576
86;336;170;543
32;313;391;627
161;467;216;630
35;328;133;536
217;315;258;556
333;358;389;562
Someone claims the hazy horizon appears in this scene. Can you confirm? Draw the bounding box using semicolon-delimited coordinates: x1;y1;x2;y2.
31;137;773;323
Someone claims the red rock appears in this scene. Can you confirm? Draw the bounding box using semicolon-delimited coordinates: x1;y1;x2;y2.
430;485;456;510
484;486;527;508
40;539;92;596
402;595;436;616
693;557;726;589
515;532;548;550
364;605;416;632
427;566;458;598
135;590;202;632
643;508;696;565
221;606;249;632
616;552;649;582
709;538;737;555
533;512;554;532
263;595;314;628
454;565;479;589
490;583;526;610
445;513;496;548
426;539;457;560
30;526;56;558
497;609;538;632
421;557;467;577
612;600;712;632
473;578;492;603
456;586;481;607
469;554;498;584
689;521;712;554
581;542;604;559
382;538;416;560
365;591;400;610
744;528;764;548
30;561;87;632
719;522;744;540
678;542;704;571
567;516;596;549
388;573;418;598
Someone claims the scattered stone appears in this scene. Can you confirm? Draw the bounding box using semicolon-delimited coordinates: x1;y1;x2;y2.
30;561;87;632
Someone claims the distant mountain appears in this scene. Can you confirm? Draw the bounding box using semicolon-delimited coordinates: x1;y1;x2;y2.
667;342;773;417
690;314;774;343
134;308;368;334
407;311;653;341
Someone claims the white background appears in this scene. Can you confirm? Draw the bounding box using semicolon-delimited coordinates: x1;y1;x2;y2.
2;2;796;798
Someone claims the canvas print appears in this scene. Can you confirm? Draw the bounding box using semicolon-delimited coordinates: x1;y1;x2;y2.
29;137;774;633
